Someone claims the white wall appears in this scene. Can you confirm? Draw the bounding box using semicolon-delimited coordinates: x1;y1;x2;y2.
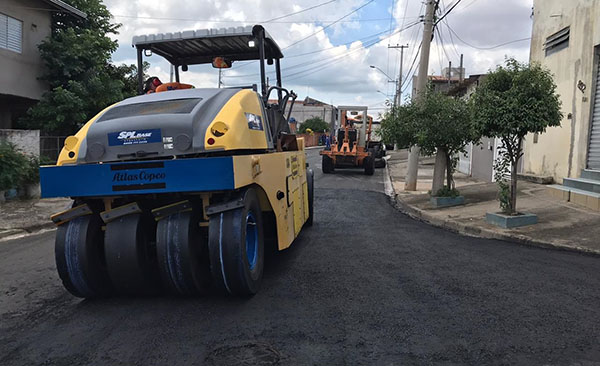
0;129;40;157
523;0;600;181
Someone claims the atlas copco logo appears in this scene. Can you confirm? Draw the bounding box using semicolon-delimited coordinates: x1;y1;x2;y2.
117;131;153;140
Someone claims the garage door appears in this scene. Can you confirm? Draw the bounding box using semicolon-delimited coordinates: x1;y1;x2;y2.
588;59;600;170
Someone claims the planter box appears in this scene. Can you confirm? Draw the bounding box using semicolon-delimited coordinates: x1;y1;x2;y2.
430;195;465;208
4;188;18;201
485;212;538;228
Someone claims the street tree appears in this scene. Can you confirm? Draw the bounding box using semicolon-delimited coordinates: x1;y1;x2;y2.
380;92;477;196
18;0;142;135
298;117;330;134
471;58;563;215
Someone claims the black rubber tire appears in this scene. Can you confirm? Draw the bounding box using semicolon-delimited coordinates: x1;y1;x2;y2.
364;155;375;175
55;215;112;298
208;188;264;296
306;168;314;227
156;211;211;295
104;213;160;295
322;155;334;174
375;158;387;168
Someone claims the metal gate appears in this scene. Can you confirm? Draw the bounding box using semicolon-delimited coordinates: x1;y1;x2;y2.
587;58;600;170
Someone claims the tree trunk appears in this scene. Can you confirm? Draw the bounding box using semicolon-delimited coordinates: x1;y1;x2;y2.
510;160;518;215
431;149;447;196
446;151;453;190
510;139;522;215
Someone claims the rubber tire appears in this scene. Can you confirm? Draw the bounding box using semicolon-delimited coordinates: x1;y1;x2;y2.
306;168;314;227
55;215;112;298
156;211;211;295
322;155;334;174
208;188;264;296
364;155;375;175
104;213;160;295
375;158;387;168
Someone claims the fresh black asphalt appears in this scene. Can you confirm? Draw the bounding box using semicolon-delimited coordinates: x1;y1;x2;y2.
0;148;599;365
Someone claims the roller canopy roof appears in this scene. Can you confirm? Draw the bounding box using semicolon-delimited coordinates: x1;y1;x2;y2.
132;25;283;65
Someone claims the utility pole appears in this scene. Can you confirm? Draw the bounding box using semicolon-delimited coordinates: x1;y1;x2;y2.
218;69;223;88
459;53;464;82
405;0;437;191
388;44;409;107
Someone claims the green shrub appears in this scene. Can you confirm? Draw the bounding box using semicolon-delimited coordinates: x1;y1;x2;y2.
0;143;28;191
434;186;461;198
298;117;329;134
21;156;41;185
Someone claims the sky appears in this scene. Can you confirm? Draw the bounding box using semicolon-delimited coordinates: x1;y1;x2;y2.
103;0;534;115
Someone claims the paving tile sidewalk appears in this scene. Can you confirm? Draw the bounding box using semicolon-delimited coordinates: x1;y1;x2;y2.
0;197;71;239
387;149;600;255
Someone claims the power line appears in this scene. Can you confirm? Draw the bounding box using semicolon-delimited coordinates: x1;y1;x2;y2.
283;21;421;81
456;0;479;13
226;20;421;81
446;24;531;50
400;40;422;92
435;23;452;65
227;21;420;72
434;27;444;73
385;0;396;88
434;0;463;26
283;0;377;50
398;1;424;93
442;18;461;59
226;28;389;72
8;4;416;25
287;28;397;58
111;14;397;24
263;0;337;22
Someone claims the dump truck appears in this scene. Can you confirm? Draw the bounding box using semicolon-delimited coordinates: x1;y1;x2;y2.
320;106;375;175
40;25;313;298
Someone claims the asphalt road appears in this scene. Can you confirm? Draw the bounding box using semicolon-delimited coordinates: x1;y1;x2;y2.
1;148;600;365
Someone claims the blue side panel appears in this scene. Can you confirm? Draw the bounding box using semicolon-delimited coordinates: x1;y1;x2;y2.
40;157;235;198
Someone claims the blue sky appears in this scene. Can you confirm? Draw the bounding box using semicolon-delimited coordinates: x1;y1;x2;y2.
104;0;533;114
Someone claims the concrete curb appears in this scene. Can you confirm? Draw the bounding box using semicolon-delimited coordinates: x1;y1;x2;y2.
385;164;600;257
0;222;55;242
305;146;324;150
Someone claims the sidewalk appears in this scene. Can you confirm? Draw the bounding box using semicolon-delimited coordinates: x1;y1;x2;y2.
387;150;600;255
0;197;71;239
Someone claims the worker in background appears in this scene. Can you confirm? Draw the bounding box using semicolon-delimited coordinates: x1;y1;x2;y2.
144;76;162;94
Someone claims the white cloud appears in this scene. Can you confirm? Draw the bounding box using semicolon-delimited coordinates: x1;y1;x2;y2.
103;0;534;109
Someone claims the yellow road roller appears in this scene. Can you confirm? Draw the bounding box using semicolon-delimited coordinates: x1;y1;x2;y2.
40;25;313;297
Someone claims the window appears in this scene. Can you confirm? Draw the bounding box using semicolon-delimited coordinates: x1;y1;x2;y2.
544;26;569;56
96;98;203;123
0;13;23;53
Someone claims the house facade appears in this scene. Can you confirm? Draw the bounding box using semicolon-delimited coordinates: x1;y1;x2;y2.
446;75;495;182
411;68;464;97
522;0;600;182
0;0;85;129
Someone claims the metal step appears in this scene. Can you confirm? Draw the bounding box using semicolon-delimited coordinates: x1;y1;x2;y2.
562;177;600;194
581;169;600;181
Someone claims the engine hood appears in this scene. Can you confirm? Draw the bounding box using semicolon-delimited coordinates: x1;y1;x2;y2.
80;88;240;163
